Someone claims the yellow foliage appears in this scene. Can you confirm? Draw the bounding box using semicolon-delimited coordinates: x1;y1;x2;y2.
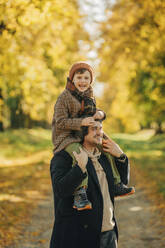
98;0;165;132
0;0;89;127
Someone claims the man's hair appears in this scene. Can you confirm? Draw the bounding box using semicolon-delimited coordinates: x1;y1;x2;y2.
81;126;89;144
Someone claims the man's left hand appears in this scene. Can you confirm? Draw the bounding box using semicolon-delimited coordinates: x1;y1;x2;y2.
102;137;123;158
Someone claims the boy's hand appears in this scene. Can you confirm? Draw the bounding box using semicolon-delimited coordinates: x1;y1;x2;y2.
81;117;95;126
93;110;105;120
73;147;88;173
102;137;123;158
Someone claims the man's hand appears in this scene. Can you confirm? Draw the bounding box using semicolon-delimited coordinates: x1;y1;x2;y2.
73;147;88;173
81;117;95;126
102;136;123;158
93;110;105;120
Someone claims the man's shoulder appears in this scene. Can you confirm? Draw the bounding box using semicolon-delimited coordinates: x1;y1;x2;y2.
52;149;73;163
50;150;74;174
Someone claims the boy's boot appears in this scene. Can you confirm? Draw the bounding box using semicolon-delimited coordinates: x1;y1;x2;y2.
73;186;92;210
114;182;135;197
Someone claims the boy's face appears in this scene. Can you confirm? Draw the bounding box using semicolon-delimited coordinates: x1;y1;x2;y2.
72;70;91;92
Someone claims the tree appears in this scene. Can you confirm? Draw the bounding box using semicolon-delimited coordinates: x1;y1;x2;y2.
0;88;4;131
98;0;165;133
0;0;89;129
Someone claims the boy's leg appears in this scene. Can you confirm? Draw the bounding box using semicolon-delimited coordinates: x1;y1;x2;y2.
103;151;121;184
97;144;120;183
65;142;88;187
65;143;92;210
105;153;121;184
104;152;135;197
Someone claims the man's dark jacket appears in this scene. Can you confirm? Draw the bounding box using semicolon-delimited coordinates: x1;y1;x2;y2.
50;150;130;248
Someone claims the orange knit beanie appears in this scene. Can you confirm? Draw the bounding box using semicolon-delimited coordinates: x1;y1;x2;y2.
68;61;94;83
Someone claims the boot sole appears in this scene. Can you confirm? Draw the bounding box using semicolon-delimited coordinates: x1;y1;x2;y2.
115;188;135;198
73;204;92;211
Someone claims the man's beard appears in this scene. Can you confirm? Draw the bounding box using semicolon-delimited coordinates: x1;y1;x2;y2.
93;135;102;145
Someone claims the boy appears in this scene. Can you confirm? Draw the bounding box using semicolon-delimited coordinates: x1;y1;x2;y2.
52;61;135;210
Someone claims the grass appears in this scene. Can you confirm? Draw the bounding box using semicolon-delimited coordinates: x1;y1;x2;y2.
0;128;52;158
108;129;165;226
109;129;165;198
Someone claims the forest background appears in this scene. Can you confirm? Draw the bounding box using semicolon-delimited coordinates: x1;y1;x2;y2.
0;0;165;134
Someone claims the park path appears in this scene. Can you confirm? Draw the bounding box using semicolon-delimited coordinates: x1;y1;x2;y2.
116;189;164;248
11;175;165;248
11;191;54;248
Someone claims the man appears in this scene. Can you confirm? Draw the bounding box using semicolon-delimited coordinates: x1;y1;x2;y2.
50;120;130;248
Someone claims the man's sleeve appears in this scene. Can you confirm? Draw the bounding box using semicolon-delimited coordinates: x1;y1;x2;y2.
115;156;130;185
50;151;87;198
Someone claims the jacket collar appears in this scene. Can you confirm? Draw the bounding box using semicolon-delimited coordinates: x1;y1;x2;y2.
86;154;115;204
86;157;102;194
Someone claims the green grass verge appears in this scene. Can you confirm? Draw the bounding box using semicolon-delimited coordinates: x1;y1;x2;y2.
0;128;52;158
108;129;165;198
0;127;165;198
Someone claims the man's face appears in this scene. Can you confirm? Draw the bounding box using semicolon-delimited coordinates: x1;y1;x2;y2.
72;70;91;92
84;122;103;146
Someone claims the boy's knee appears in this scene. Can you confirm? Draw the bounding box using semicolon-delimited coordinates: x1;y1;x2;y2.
65;142;82;154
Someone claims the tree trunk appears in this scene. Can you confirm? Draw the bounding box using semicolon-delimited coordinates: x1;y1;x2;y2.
0;88;4;131
9;96;24;129
155;122;164;135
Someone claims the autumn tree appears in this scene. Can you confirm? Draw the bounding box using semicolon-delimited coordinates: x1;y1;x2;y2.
98;0;165;133
0;0;89;129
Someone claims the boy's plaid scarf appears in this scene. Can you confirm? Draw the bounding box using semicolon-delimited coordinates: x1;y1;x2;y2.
66;77;96;117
